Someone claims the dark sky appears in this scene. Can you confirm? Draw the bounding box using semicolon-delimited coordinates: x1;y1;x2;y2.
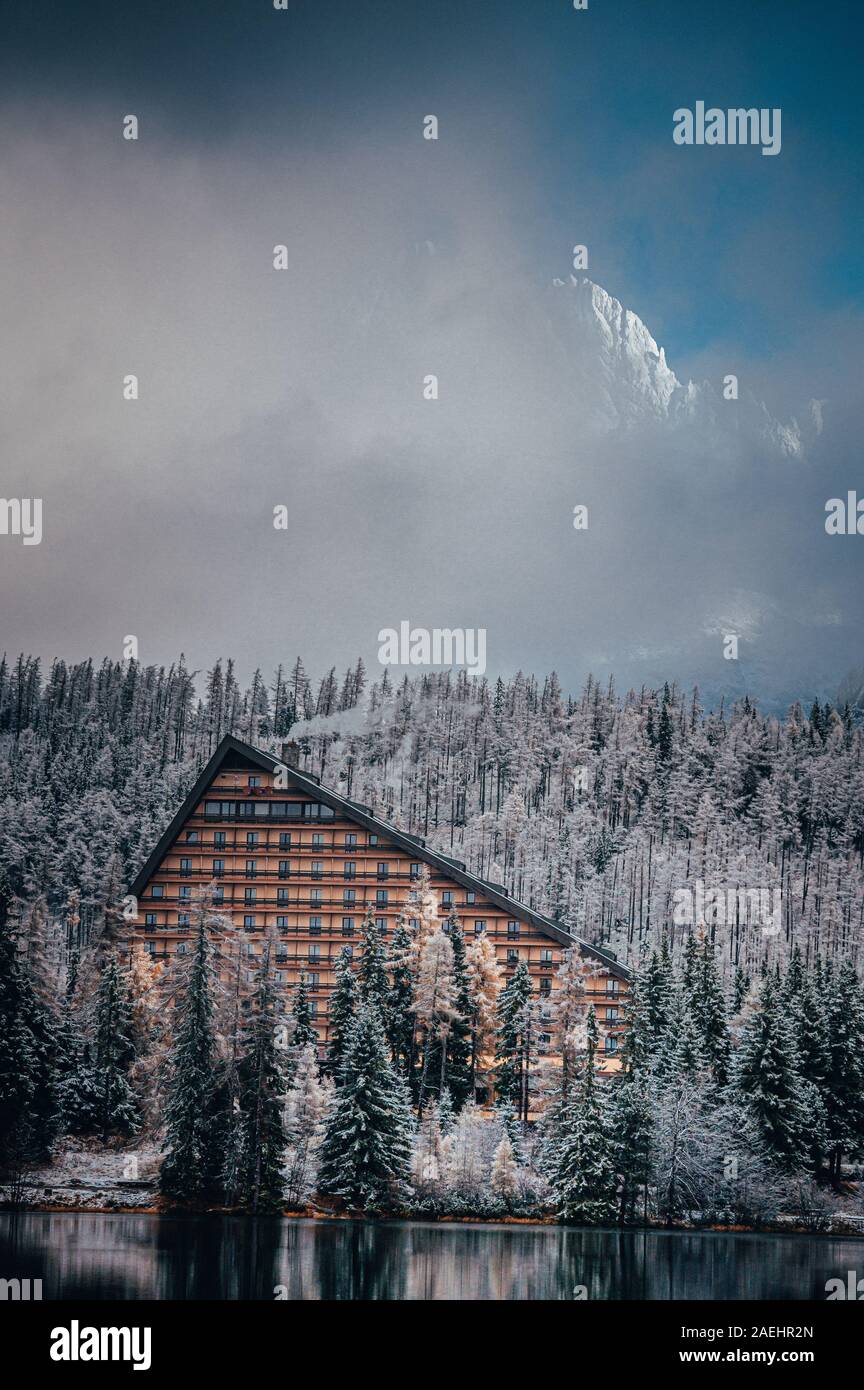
1;0;861;703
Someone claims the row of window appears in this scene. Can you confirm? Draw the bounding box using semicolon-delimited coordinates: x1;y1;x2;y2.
186;828;382;850
203;799;336;821
143;901;532;941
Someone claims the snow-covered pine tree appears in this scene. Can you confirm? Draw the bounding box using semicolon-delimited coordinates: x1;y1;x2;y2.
236;936;288;1212
385;916;417;1081
159;914;222;1204
357;906;389;1014
317;1005;413;1211
443;909;472;1111
494;961;534;1123
731;973;814;1173
325;946;358;1080
91;955;140;1142
549;1009;617;1225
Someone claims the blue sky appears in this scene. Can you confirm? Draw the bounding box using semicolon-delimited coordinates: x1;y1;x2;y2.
1;0;861;703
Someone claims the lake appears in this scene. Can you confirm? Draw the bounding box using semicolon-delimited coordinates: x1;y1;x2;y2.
1;1213;860;1300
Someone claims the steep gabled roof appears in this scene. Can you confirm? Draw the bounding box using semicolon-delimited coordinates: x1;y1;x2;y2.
130;734;628;980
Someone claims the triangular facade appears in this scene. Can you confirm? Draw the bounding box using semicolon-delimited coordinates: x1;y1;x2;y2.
128;735;627;1068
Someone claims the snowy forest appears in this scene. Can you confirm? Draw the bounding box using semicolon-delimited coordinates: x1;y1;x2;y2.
1;651;864;1225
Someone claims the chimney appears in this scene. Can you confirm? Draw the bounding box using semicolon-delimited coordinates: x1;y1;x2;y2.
280;740;301;768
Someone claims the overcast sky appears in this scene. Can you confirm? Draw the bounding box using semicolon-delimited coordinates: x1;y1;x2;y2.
1;0;861;707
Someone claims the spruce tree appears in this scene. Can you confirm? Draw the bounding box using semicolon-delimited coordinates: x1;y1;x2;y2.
732;974;813;1173
385;920;416;1081
290;974;319;1051
91;956;140;1142
325;946;358;1080
443;910;472;1111
160;918;222;1204
549;1010;617;1224
317;1005;413;1210
0;916;57;1162
236;940;287;1213
495;962;534;1118
822;962;864;1182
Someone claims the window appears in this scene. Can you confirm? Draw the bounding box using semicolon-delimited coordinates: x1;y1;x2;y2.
606;1006;620;1022
214;831;226;849
177;912;190;928
213;885;224;905
343;889;356;906
243;915;256;930
144;912;157;929
179;885;191;901
277;887;290;905
369;834;378;846
540;978;552;996
308;944;321;962
144;941;155;955
606;978;620;997
312;832;324;848
344;861;356;880
177;942;187;955
212;858;224;877
342;917;355;935
507;947;519;963
474;920;486;935
311;860;323;880
465;891;476;905
274;970;284;985
540;948;553;963
310;889;323;906
409;917;420;930
305;973;320;991
377;862;389;879
205;800;221;816
151;885;164;899
246;832;259;848
308;1000;318;1018
376;889;388;906
245;859;256;878
540;1033;552;1051
243;942;256;956
375;917;387;933
442;891;453;907
345;833;357;850
278;859;290;879
248;775;261;788
309;915;322;935
185;831;199;844
410;862;421;880
604;1034;618;1054
279;832;291;849
507;921;520;938
244;887;257;903
254;802;269;817
276;916;290;930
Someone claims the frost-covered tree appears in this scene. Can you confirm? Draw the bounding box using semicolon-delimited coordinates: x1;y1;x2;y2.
413;926;462;1116
236;937;288;1212
548;1010;617;1224
317;1006;413;1210
325;946;357;1080
358;907;389;1013
91;956;140;1142
283;1043;332;1208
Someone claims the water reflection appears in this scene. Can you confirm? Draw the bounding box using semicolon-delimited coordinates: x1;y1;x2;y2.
1;1214;860;1300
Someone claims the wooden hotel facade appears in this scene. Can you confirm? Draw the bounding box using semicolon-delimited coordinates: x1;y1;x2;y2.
128;735;628;1079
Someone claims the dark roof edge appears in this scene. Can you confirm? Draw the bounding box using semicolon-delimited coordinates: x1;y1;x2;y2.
129;734;630;981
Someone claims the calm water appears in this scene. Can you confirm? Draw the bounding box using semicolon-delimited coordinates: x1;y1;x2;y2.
1;1213;861;1300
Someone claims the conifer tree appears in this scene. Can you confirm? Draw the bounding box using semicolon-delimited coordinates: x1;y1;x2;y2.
731;974;813;1173
236;939;288;1212
464;930;502;1097
495;962;535;1124
413;926;462;1116
822;962;864;1182
357;907;389;1014
0;915;57;1162
443;909;472;1110
325;946;358;1080
385;918;416;1080
549;1010;617;1224
290;974;319;1052
160;918;222;1204
91;956;140;1142
317;1006;413;1210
